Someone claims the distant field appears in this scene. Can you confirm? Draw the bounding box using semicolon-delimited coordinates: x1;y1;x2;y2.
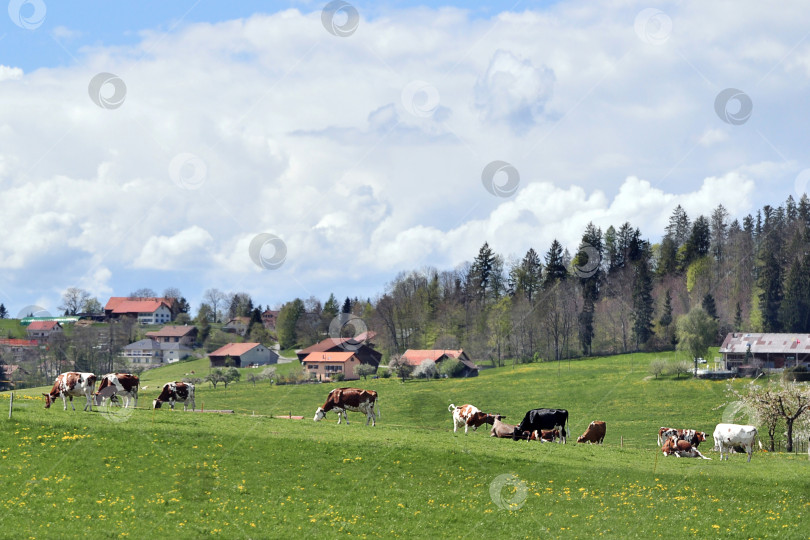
2;351;809;538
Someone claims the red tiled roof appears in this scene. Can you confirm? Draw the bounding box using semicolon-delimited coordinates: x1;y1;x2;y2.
109;299;169;314
301;352;357;363
146;325;197;338
402;349;464;366
209;342;262;357
27;321;60;331
0;338;39;347
105;297;175;312
298;337;358;355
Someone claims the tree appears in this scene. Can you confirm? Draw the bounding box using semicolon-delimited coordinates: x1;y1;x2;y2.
342;297;352;314
81;297;103;314
129;288;157;298
576;222;603;356
758;248;783;332
277;299;305;349
59;287;91;315
438;358;465;378
163;287;183;300
261;367;277;382
205;369;225;389
676;307;718;372
388;355;414;382
323;294;340;321
356;364;377;380
510;248;543;303
727;380;810;452
779;258;809;332
543;239;568;287
734;302;743;332
470;242;497;301
413;359;437;379
665;205;691;248
631;248;654;350
202;289;227;323
223;367;241;388
710;204;729;261
0;303;9;319
649;359;668;379
702;293;718;320
671;360;692;379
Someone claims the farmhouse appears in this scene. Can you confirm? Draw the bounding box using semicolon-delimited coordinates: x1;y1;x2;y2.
261;309;279;330
402;349;480;377
26;320;63;342
296;336;382;368
104;297;174;324
719;332;810;369
120;339;164;366
301;351;361;381
209;342;277;368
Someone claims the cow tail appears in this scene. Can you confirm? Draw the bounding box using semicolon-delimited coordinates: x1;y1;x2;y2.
448;404;456;413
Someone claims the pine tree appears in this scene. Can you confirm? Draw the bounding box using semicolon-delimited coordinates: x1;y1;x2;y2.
779;258;809;332
470;242;496;300
511;248;543;303
543;239;567;287
575;222;603;355
659;290;673;328
342;297;352;314
710;204;729;261
665;205;691;248
759;249;783;332
604;225;619;272
323;294;340;320
0;303;7;319
632;247;654;350
657;236;678;276
702;293;718;319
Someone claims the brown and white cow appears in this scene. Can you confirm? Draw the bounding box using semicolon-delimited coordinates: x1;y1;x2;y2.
657;427;707;447
534;429;561;442
314;387;378;426
43;372;97;411
662;436;711;459
448;404;496;434
152;382;195;411
94;373;140;409
577;421;606;444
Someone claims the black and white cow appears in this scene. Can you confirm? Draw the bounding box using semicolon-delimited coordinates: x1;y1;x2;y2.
152;382;195;411
513;408;569;443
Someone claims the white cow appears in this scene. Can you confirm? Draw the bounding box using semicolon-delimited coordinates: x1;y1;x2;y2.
713;423;758;462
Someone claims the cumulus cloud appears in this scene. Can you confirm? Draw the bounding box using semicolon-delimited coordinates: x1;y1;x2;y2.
0;65;23;81
133;227;215;270
474;50;555;133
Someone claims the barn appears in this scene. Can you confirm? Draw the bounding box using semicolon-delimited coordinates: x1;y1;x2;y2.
209;343;278;368
719;333;810;370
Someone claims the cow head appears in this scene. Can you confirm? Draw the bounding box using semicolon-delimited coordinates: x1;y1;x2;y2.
42;393;52;408
152;399;162;409
314;407;326;422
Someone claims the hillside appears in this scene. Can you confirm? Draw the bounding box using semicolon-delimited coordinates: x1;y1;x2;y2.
2;351;808;538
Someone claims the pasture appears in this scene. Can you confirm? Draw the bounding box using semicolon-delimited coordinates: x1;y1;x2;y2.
2;352;809;538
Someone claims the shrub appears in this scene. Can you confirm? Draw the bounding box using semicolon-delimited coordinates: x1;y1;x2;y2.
414;360;437;379
671;360;693;379
380;368;392;379
438;358;465;378
356;364;377;380
332;372;345;382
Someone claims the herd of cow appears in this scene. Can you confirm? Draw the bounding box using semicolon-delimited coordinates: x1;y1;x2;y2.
40;374;761;462
42;371;195;412
310;387;761;462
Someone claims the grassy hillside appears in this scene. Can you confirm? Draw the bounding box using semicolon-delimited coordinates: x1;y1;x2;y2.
2;351;808;538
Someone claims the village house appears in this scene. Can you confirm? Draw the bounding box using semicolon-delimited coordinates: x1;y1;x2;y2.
296;336;382;368
261;309;279;330
120;339;164;366
145;325;198;347
301;351;361;381
104;297;174;324
25;320;63;342
401;349;480;377
209;342;277;368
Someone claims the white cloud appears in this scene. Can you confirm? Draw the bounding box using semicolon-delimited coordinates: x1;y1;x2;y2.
133;227;215;270
0;65;23;81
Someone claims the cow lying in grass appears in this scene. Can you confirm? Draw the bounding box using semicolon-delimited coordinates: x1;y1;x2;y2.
490;415;537;440
662;436;711;459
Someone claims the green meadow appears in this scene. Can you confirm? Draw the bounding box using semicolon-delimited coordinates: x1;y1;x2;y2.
1;351;808;539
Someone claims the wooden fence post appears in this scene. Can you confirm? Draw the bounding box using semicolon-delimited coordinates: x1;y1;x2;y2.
620;435;623;448
8;393;12;419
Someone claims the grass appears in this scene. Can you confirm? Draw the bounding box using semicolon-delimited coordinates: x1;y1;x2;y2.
1;351;808;538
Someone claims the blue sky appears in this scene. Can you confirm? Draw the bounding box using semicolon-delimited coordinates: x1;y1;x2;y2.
1;1;809;317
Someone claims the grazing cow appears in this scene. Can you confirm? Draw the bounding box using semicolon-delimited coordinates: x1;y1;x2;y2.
490;415;534;440
152;382;195;411
657;427;707;447
662;436;711;459
94;373;140;408
314;387;378;426
513;408;569;443
448;404;495;434
43;372;97;411
713;423;758;462
577;421;606;444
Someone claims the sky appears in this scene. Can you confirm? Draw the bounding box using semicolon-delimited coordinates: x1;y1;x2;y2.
1;0;809;317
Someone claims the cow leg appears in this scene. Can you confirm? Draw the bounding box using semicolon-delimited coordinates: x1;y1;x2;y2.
68;396;75;411
84;392;92;411
746;446;752;463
